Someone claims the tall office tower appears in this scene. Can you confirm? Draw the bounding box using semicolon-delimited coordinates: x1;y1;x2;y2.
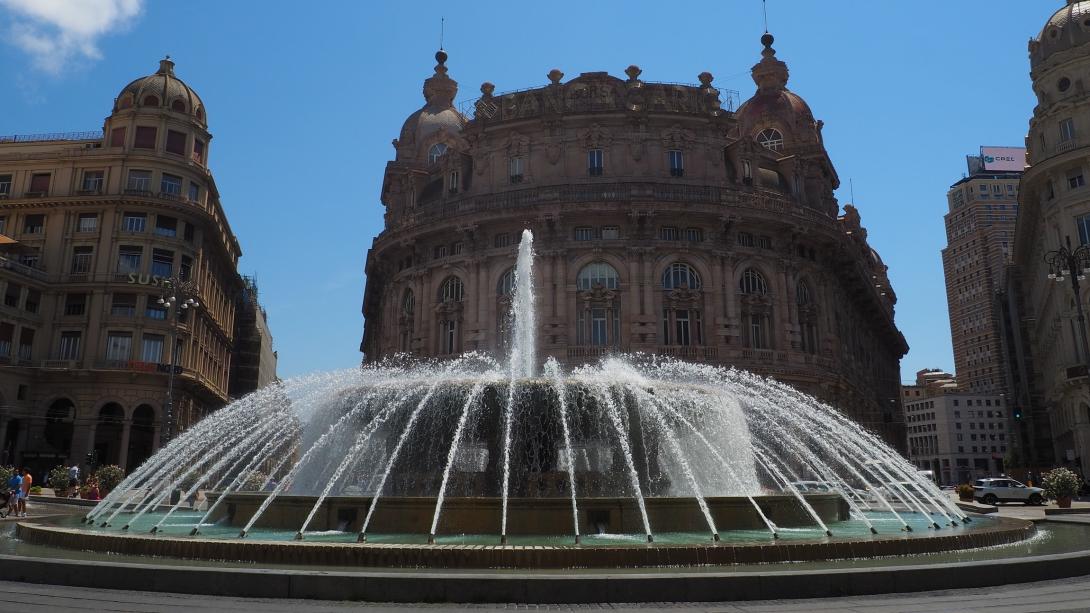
942;148;1024;394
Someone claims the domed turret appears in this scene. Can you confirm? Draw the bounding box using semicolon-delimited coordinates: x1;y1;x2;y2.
113;57;207;127
397;50;467;159
735;33;817;144
1031;1;1090;69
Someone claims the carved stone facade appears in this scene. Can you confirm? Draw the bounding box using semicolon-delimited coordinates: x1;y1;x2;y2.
361;36;908;448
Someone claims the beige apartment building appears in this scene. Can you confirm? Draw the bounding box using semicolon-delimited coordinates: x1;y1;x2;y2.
1011;0;1090;480
0;58;249;477
361;34;910;448
902;369;1012;484
943;153;1022;395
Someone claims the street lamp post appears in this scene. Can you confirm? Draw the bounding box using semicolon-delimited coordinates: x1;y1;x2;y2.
157;278;200;445
1044;238;1090;371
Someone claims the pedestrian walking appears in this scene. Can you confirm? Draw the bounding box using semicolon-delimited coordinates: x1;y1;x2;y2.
67;464;80;498
6;470;21;518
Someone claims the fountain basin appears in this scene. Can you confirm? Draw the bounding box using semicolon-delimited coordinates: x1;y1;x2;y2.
209;492;849;535
15;514;1036;569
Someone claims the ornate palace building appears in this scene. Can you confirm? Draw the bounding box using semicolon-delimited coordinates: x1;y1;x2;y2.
361;34;908;447
0;59;267;477
1010;0;1090;478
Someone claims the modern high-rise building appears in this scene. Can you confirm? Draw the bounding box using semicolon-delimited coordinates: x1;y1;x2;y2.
0;58;270;477
1009;0;1090;479
942;149;1023;395
360;34;909;448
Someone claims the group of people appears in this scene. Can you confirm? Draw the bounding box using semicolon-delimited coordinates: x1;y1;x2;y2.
2;468;31;518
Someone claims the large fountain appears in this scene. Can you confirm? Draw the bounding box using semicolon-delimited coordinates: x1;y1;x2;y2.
19;230;1037;569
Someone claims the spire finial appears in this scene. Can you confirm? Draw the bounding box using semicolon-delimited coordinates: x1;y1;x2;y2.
762;0;768;33
440;17;445;50
157;55;175;75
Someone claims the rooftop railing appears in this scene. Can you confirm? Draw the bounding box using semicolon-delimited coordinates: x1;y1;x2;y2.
0;131;103;143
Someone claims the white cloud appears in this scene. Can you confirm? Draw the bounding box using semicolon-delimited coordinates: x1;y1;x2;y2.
0;0;144;74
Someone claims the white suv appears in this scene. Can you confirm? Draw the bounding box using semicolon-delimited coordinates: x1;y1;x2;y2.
972;477;1045;506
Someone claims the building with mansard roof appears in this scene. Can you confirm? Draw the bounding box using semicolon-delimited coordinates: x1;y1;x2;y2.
360;35;909;448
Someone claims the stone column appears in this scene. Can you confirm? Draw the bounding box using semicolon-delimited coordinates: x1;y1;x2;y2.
118;419;132;471
152;423;162;452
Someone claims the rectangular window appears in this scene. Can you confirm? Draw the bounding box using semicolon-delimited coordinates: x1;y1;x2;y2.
126;170;151;192
17;328;34;361
180;255;193;281
141;334;165;363
509;157;524;183
105;332;132;362
122;212;146;232
737;232;754;247
133;126;157;149
0;174;10;196
28;173;50;195
452;241;463;255
155;215;177;237
1060;118;1076;143
601;226;619;240
587;149;603;176
0;323;11;357
432;245;447;259
494;233;511;248
109;127;126;148
757;235;773;249
111;293;137;317
749;314;766;349
81;170;104;193
64;293;86;316
1069;169;1085;189
116;245;142;273
70;246;93;274
574;227;595;241
669;150;684;177
22;214;44;234
77;213;98;233
24;289;39;313
151;249;173;277
660;226;679;241
58;331;81;360
193;139;205;163
448;170;459;193
684;228;703;242
187;182;200;203
4;283;21;308
160;174;182;197
183;222;195;242
165;130;186;155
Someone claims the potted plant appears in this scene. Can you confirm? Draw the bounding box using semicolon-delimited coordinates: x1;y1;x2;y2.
956;483;975;502
1042;467;1080;508
47;465;70;497
93;465;124;497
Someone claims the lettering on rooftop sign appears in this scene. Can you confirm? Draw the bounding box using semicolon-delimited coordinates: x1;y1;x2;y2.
981;146;1026;172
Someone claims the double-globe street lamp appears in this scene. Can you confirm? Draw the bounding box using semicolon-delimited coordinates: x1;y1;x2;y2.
156;277;200;445
1045;239;1090;369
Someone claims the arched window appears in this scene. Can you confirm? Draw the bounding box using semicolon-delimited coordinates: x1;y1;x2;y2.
797;280;818;355
497;268;516;296
399;289;415;352
662;262;701;290
661;262;703;346
195;107;204;121
44;398;75;453
739;269;767;294
576;263;621;347
756;128;784;152
578;262;619;290
171;99;186;112
439;276;464;303
428;143;448;164
142;95;160;107
117;95;133;110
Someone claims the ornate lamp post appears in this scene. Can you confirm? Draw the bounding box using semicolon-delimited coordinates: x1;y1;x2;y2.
156;278;200;444
1044;239;1090;370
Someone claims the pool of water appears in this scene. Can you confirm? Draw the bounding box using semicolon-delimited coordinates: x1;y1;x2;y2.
71;509;976;546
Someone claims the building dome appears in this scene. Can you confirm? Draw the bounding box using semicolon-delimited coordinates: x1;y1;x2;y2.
1032;1;1090;69
735;33;819;147
114;57;207;126
398;50;467;152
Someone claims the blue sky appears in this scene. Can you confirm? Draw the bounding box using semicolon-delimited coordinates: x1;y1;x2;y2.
0;0;1054;383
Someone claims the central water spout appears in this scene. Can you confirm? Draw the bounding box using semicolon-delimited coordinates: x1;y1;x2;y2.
509;229;536;379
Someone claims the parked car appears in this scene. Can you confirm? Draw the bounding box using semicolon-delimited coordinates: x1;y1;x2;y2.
972;478;1045;506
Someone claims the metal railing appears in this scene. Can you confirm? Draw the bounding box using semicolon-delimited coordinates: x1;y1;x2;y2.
0;131;102;143
0;256;48;281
